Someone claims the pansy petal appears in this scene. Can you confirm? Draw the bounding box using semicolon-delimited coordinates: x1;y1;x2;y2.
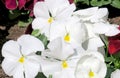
87;37;104;51
45;0;70;17
34;2;49;18
62;42;75;59
45;0;69;11
93;23;110;34
49;22;66;41
32;17;48;30
18;0;26;9
75;52;107;78
5;0;17;10
47;37;74;60
2;40;21;58
91;8;108;22
13;65;24;78
1;58;21;76
32;17;50;37
56;3;76;21
45;0;69;7
40;59;61;77
111;69;120;78
47;38;62;58
83;51;105;62
73;7;98;16
53;68;75;78
26;54;41;64
17;35;44;55
105;25;120;36
24;60;40;78
67;22;87;43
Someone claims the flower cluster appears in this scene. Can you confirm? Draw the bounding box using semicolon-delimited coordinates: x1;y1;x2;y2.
1;0;120;78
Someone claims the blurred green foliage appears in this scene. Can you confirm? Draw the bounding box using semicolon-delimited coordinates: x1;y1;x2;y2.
74;0;120;9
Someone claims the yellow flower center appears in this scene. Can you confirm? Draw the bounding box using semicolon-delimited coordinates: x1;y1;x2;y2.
64;33;70;42
89;70;95;78
62;60;68;69
18;56;25;63
48;17;53;23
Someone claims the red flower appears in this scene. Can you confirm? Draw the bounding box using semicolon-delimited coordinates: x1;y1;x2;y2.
108;26;120;54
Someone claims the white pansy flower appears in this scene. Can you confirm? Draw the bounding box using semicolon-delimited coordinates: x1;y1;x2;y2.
32;0;76;39
1;35;44;78
40;38;79;78
111;69;120;78
75;51;107;78
82;23;104;51
50;17;87;52
73;7;120;36
73;7;120;51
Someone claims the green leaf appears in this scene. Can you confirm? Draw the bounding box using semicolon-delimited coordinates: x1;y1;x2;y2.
105;67;115;78
17;17;33;27
31;29;41;37
9;10;21;20
35;72;47;78
74;0;89;5
48;75;52;78
90;0;111;6
113;52;120;58
90;0;103;6
105;57;115;62
111;0;120;9
102;0;111;5
37;34;48;48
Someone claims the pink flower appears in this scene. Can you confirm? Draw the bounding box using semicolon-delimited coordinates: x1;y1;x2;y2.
2;0;43;16
3;0;73;10
3;0;73;16
69;0;74;4
3;0;27;10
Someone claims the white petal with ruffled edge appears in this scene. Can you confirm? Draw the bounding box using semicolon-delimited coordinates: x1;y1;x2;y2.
49;22;66;41
87;37;104;51
24;59;40;78
56;3;76;21
111;69;120;78
53;68;75;78
73;7;108;23
105;24;120;36
47;37;74;60
93;23;120;36
75;52;107;78
2;58;21;76
90;8;108;22
93;23;110;34
45;0;69;16
73;7;98;16
13;65;24;78
17;35;44;55
2;40;21;59
40;59;61;77
32;17;49;30
34;2;49;18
